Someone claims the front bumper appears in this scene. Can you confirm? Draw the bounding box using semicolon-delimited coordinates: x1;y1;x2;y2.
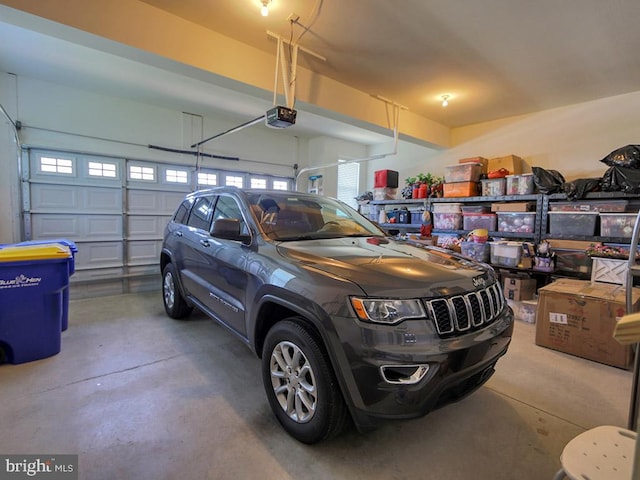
329;307;514;429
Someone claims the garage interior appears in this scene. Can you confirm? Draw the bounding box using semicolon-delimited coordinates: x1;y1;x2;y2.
1;1;640;479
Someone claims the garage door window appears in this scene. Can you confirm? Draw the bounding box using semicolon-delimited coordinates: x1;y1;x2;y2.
40;156;74;175
225;175;244;188
198;172;217;186
88;161;117;178
129;165;155;181
165;169;188;184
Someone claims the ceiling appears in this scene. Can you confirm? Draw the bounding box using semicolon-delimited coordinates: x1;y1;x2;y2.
1;0;640;145
137;0;640;127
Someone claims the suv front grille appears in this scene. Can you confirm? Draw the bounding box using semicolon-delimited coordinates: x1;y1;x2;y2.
424;283;505;337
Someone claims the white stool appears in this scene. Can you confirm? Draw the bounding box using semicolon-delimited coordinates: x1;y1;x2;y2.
553;425;636;480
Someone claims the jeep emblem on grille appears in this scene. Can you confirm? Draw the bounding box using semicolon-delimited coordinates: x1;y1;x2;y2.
472;276;487;288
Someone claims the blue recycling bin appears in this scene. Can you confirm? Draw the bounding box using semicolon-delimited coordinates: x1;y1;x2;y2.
0;244;72;364
12;239;77;331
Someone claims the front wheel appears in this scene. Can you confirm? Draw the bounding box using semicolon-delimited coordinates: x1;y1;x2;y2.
162;263;193;319
262;319;348;444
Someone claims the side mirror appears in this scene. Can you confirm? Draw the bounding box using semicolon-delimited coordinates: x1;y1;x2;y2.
211;218;242;240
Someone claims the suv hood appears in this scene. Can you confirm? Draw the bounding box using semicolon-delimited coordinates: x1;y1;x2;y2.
276;237;496;298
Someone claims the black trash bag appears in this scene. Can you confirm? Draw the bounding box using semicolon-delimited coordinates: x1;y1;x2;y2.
601;166;640;193
532;167;565;194
561;178;601;200
600;145;640;169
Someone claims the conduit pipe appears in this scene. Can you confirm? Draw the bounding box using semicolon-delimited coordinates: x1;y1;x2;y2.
295;99;406;191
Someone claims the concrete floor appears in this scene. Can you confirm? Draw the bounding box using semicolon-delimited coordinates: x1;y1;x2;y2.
0;291;634;479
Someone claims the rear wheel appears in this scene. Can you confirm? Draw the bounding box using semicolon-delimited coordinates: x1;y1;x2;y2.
162;263;193;319
262;319;348;444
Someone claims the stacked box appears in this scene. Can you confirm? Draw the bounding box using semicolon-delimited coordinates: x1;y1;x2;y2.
497;212;536;233
373;187;397;200
481;178;506;196
502;275;536;301
548;211;598;236
599;213;638;238
535;279;639;369
505;174;535;195
374;170;399;188
443;182;479;198
460;241;490;262
444;163;483;183
549;200;628;212
433;212;462;230
490;241;522;267
462;213;497;231
487;155;523;175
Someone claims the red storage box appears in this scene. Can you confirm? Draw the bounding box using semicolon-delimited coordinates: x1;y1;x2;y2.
374;170;399;188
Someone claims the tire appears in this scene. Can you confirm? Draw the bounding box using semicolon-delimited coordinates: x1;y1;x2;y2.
162;263;193;319
262;319;348;444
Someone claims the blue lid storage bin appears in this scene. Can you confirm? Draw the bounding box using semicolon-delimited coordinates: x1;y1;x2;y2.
0;244;72;364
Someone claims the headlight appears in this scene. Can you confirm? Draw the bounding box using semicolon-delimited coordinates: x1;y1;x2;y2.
350;297;426;324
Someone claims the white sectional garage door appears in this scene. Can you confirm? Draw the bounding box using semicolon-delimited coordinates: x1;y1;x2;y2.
23;149;293;299
25;150;190;299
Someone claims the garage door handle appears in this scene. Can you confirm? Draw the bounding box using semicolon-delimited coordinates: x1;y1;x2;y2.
200;239;210;247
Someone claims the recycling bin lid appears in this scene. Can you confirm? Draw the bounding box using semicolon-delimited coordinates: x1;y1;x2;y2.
0;243;72;262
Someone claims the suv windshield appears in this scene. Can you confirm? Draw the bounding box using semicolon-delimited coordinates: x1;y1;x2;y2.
246;192;384;241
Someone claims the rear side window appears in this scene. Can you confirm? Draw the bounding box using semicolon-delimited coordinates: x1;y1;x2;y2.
187;196;215;230
173;200;192;225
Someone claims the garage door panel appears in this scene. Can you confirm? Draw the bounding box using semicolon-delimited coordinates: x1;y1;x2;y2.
127;189;186;214
127;215;170;240
127;240;162;265
75;241;124;269
31;184;78;211
31;184;121;213
32;214;122;240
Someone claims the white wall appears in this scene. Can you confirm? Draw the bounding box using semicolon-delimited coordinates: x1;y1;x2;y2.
0;72;316;243
362;90;640;193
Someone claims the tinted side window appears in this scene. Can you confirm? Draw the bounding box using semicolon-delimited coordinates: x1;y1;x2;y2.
173;200;192;225
213;195;249;235
187;196;215;230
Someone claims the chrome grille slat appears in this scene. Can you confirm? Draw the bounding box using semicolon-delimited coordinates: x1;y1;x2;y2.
425;283;505;336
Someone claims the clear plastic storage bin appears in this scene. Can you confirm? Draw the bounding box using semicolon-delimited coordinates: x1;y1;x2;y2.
460;241;490;263
497;212;536;233
433;212;462;230
548;211;598;236
599;213;638;238
462;213;497;231
490;241;522;267
444;163;483;183
505;174;535;195
481;178;506;196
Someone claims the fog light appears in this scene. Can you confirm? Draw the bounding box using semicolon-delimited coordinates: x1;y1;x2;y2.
380;364;429;385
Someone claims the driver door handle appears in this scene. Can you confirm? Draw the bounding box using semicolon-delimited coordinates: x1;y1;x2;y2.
200;239;210;247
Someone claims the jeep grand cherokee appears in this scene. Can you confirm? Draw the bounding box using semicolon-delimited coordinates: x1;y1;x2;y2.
160;187;513;443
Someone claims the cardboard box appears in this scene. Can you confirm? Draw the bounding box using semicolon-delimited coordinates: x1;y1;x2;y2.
487;154;523;175
503;274;537;301
535;278;640;369
490;202;533;212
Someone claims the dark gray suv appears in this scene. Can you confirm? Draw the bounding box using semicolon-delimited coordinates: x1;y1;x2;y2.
160;187;513;443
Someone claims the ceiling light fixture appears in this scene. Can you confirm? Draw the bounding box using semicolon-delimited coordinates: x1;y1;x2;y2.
441;95;449;107
261;0;271;17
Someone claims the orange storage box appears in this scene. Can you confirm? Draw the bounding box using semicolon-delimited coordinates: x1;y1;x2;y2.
443;182;479;198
